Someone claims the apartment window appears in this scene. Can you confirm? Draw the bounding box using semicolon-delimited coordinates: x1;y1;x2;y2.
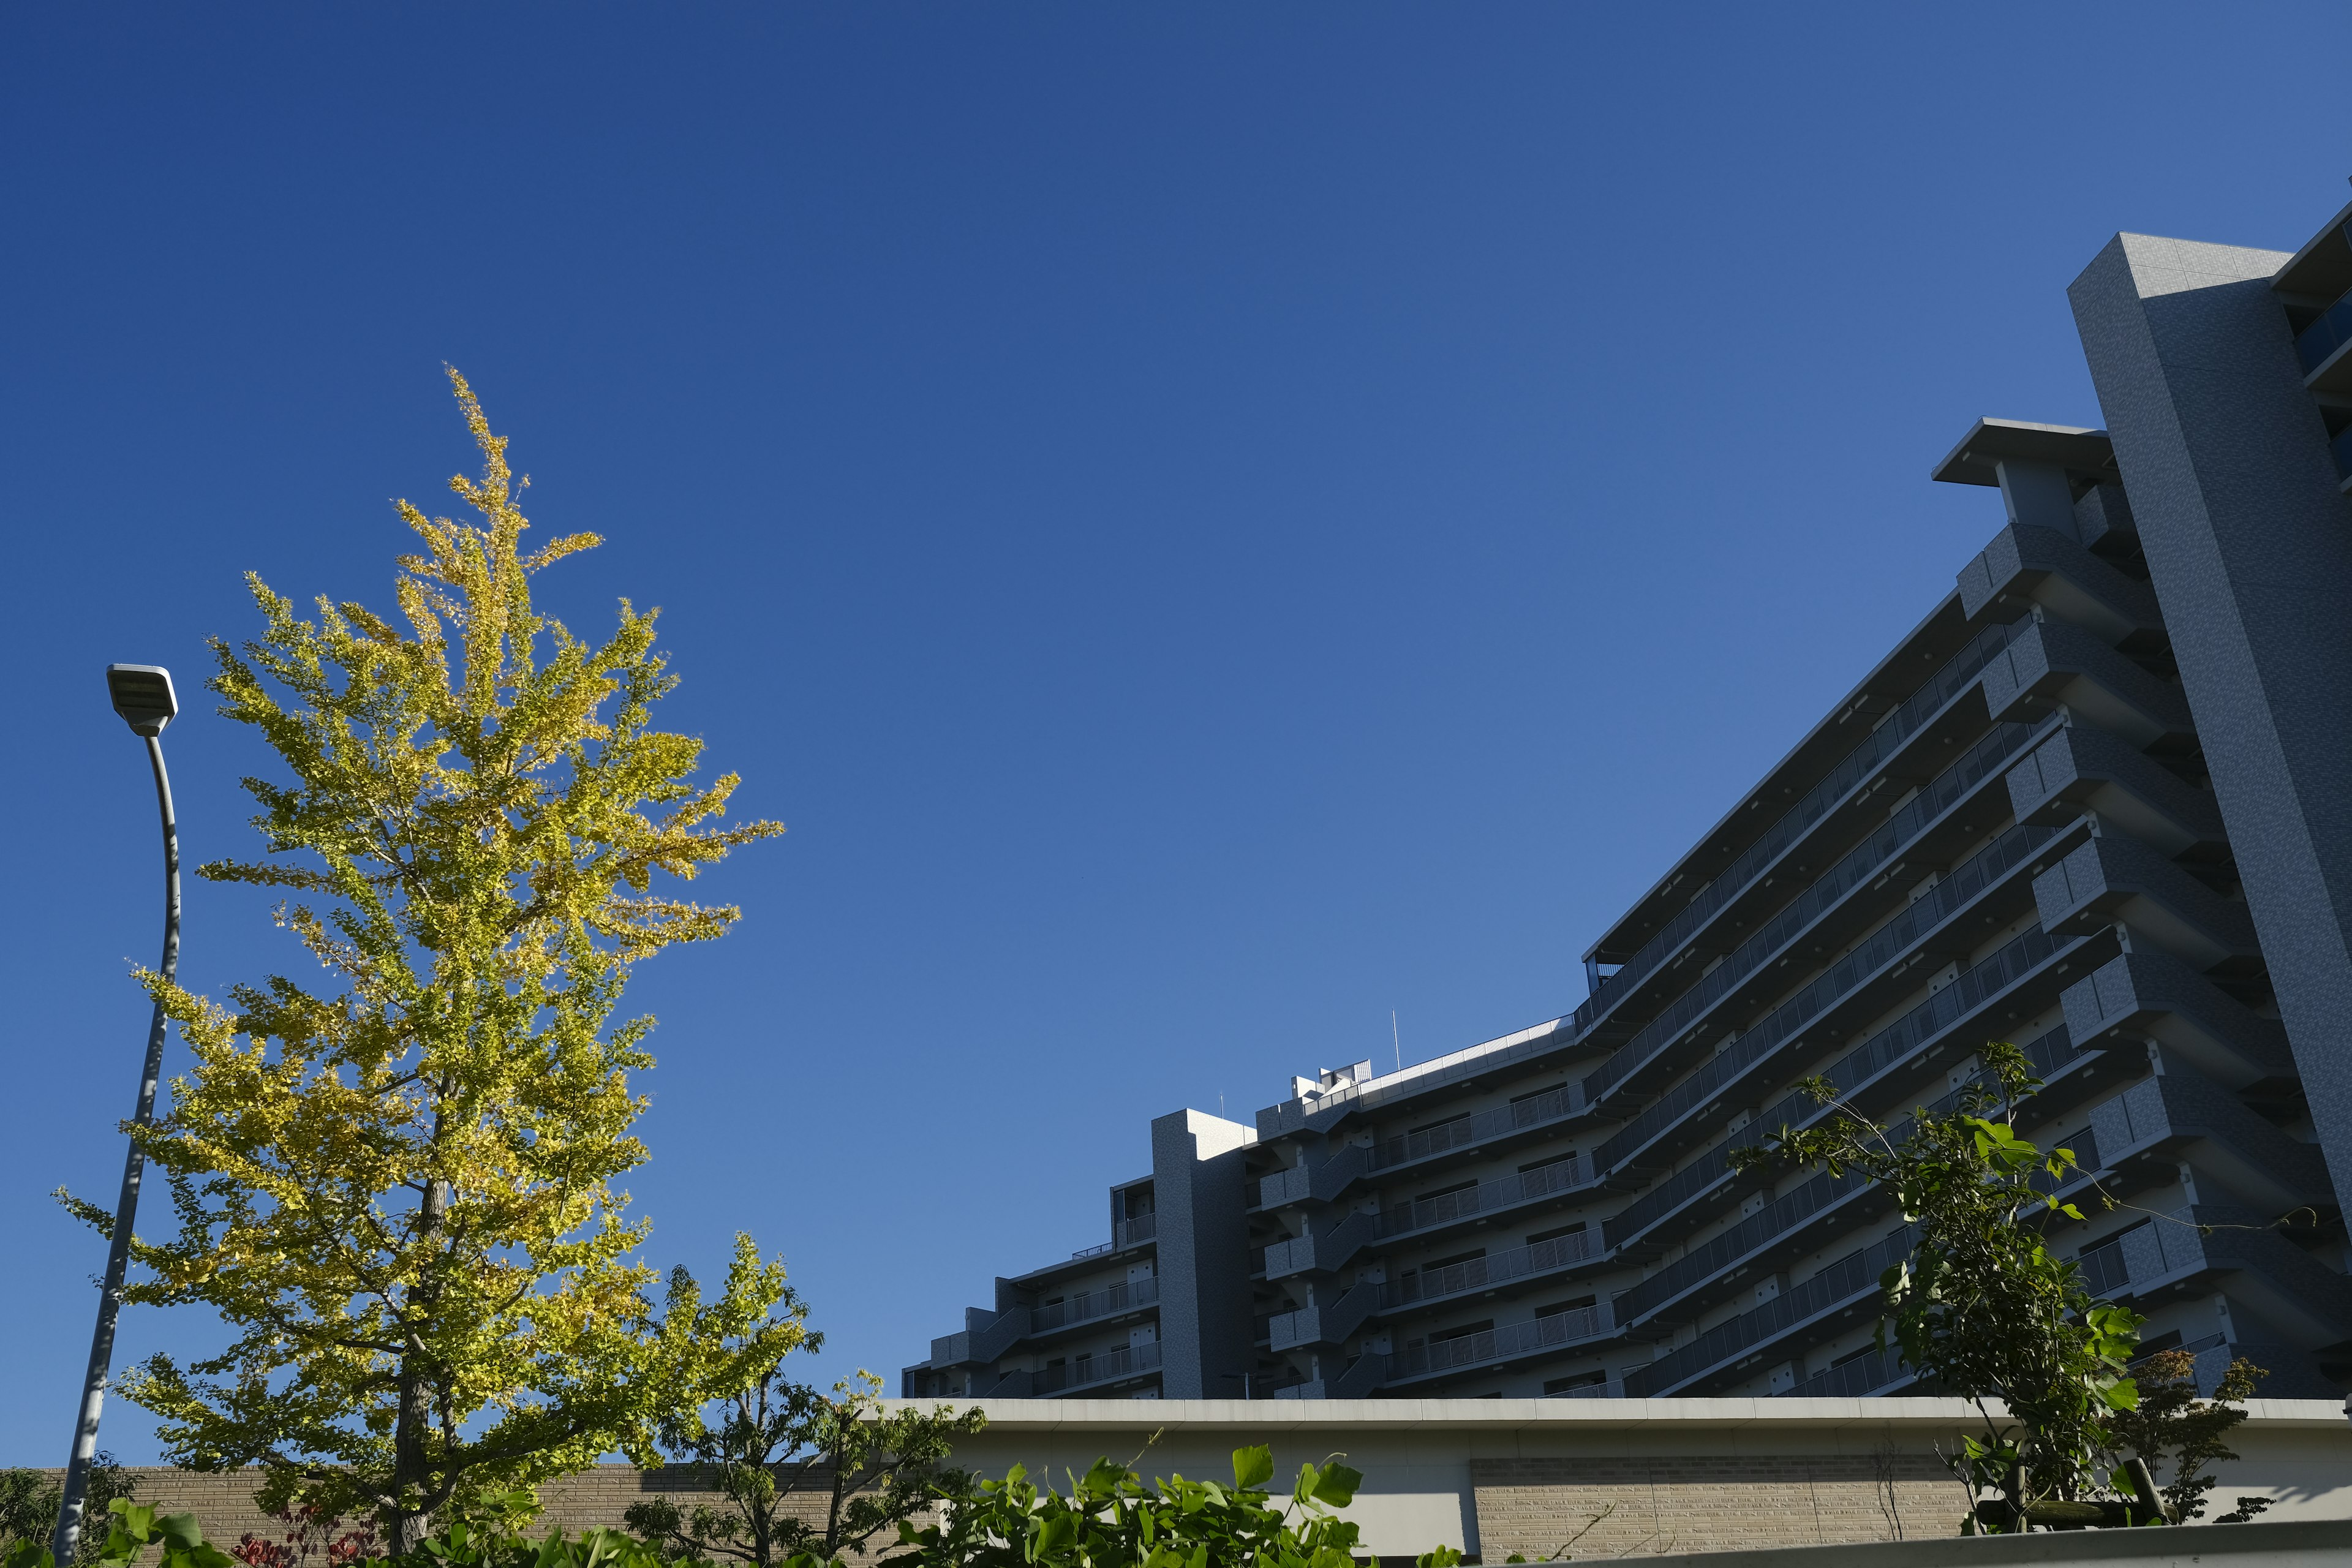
1509;1084;1567;1104
1536;1296;1597;1319
1526;1222;1586;1246
1428;1319;1494;1344
1415;1178;1477;1204
1518;1153;1577;1173
1409;1249;1487;1276
1544;1371;1608;1393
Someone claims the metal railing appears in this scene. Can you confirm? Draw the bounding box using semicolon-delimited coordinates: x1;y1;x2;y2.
1787;1348;1912;1398
1375;1153;1591;1240
2295;279;2352;374
1066;1212;1156;1261
1576;619;2027;1036
1030;1275;1159;1335
1370;1080;1588;1172
1030;1340;1162;1395
1381;1225;1598;1310
1588;723;2050;1114
1387;1300;1615;1383
1627;1225;1917;1397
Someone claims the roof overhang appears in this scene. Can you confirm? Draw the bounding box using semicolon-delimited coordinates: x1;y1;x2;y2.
1929;417;2115;488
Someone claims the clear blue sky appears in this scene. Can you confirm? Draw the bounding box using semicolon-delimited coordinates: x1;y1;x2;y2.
2;3;2345;1463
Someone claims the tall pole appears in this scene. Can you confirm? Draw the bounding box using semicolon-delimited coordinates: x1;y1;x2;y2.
53;733;179;1567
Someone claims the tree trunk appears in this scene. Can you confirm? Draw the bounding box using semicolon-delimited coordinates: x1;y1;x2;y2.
388;1177;452;1555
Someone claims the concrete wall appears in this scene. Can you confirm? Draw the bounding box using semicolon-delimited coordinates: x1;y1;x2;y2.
45;1398;2352;1559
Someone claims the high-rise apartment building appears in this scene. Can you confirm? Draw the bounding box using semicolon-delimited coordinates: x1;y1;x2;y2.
902;193;2352;1405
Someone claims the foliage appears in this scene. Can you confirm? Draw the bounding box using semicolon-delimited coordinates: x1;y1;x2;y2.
883;1445;1464;1568
0;1454;137;1564
228;1500;383;1568
59;371;794;1551
2105;1350;2273;1524
1732;1039;2142;1517
624;1330;985;1568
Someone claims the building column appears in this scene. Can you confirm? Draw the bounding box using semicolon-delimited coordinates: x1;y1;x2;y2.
2069;231;2352;1220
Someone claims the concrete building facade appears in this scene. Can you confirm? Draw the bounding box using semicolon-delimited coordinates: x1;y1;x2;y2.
903;194;2352;1408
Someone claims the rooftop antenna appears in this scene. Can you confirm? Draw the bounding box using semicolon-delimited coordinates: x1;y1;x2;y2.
1392;1010;1401;1074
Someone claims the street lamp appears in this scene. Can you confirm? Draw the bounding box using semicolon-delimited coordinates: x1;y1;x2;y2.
53;666;183;1566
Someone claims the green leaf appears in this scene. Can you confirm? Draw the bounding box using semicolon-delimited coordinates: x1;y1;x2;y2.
1231;1446;1274;1491
154;1513;206;1552
1309;1464;1362;1508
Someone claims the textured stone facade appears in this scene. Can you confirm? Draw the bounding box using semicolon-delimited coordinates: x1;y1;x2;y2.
1471;1454;1959;1559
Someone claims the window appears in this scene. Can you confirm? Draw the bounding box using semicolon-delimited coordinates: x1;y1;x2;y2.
1518;1153;1577;1174
1430;1319;1494;1344
1409;1249;1487;1275
1510;1084;1568;1104
1544;1371;1608;1393
1536;1296;1597;1319
1526;1222;1586;1246
1415;1178;1477;1204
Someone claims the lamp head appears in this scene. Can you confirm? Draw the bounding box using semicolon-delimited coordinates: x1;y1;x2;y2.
106;664;178;737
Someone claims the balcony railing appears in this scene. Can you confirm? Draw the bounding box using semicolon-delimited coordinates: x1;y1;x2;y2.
2295;285;2352;375
1375;1153;1592;1240
1068;1212;1156;1261
1380;1225;1599;1311
1604;1022;2084;1256
1030;1275;1159;1335
1618;1032;2094;1330
1627;1225;1917;1397
1594;823;2069;1182
1368;1080;1589;1173
1589;722;2051;1114
1030;1340;1162;1395
1786;1347;1913;1398
1575;619;2027;1037
1385;1300;1615;1384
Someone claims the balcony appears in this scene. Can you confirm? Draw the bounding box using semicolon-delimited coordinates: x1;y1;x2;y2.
1262;1208;1379;1280
1980;618;2194;752
2005;722;2228;860
1374;1152;1596;1244
1618;1030;2096;1332
2059;946;2295;1093
2087;1068;2332;1216
2078;1204;2352;1348
1026;1275;1161;1341
1381;1300;1618;1389
1605;1021;2089;1257
1381;1224;1602;1313
2294;284;2352;388
1268;1283;1377;1352
1573;618;2029;1043
2034;834;2260;974
1253;1016;1583;1140
1956;524;2163;649
1626;1226;1917;1398
1586;722;2059;1117
1025;1340;1163;1396
1594;869;2098;1193
1253;1080;1603;1212
1785;1347;1915;1399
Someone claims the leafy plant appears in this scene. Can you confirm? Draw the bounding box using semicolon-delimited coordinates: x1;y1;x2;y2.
1732;1039;2142;1522
624;1349;984;1567
229;1501;383;1568
2106;1349;2272;1523
63;371;797;1550
886;1445;1452;1568
0;1455;136;1564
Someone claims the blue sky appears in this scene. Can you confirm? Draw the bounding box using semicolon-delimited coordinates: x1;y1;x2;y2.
2;3;2346;1462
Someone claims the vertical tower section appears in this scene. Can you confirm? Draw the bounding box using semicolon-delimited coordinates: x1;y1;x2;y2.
2069;226;2352;1223
1150;1109;1257;1398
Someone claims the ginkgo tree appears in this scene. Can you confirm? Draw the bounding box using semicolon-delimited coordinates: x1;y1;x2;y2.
68;371;800;1552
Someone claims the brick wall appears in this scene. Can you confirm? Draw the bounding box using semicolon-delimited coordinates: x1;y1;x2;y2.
26;1467;891;1559
1469;1454;1962;1559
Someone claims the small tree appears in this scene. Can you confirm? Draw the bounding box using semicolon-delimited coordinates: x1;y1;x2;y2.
71;372;797;1550
1732;1039;2141;1520
627;1325;986;1568
0;1456;135;1564
2106;1349;2273;1523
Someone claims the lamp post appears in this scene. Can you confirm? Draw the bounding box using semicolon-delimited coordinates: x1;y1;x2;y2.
53;665;183;1567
